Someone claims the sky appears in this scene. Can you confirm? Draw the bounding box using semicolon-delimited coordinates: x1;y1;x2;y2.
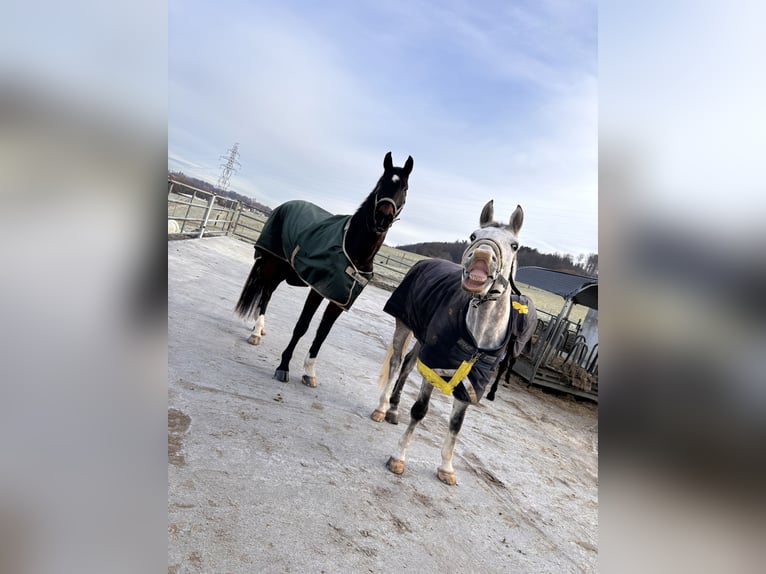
168;0;597;257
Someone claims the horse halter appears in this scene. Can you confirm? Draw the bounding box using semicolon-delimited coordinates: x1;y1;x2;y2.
465;237;521;306
370;190;405;233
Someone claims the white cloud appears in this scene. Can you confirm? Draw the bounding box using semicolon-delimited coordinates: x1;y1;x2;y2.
169;0;598;255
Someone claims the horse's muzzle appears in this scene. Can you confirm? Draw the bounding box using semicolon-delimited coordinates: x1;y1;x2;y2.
461;243;500;293
374;212;395;233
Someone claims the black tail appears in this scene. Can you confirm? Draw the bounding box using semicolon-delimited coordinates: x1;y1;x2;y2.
235;259;263;320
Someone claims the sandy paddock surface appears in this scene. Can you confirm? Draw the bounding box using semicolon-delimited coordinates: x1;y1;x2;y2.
168;236;598;573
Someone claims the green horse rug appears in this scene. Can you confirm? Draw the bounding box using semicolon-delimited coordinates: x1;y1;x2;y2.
255;200;374;310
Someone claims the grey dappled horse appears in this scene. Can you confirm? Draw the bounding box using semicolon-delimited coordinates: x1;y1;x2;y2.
371;200;534;485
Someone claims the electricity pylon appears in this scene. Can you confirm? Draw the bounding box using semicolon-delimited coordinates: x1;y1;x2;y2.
216;143;241;192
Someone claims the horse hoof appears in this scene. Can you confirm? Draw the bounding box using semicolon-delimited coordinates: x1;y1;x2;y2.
301;375;317;388
247;334;261;346
370;410;386;423
387;456;405;475
384;410;399;425
486;392;495;401
437;469;457;485
274;369;289;382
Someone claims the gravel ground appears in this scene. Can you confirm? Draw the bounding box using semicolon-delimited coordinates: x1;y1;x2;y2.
168;236;598;573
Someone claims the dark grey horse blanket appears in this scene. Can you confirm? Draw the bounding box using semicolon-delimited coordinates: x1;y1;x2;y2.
255;200;373;310
384;258;537;403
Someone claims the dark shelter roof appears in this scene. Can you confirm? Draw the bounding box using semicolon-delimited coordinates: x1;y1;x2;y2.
516;266;598;310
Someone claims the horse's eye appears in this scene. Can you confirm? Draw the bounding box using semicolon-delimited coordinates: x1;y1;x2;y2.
470;233;476;241
511;243;519;251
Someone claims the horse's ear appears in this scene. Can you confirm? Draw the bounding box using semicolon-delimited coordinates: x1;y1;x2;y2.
509;205;524;234
403;155;414;176
383;152;393;172
480;200;494;227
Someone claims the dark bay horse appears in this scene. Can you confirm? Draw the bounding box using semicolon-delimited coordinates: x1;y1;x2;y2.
370;200;537;485
235;152;413;387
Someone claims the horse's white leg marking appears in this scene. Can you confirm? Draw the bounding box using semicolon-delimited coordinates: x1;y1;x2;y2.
301;353;318;387
372;321;412;422
303;354;317;378
438;433;458;475
247;314;266;345
437;400;469;485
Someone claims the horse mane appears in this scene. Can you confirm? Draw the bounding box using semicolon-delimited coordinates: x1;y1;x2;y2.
337;179;383;272
351;182;381;224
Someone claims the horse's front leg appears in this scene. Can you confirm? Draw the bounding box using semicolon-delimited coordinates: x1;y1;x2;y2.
386;378;433;476
371;320;412;423
299;301;344;388
437;398;470;485
274;289;323;382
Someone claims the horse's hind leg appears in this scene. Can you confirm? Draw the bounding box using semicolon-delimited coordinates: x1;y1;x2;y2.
371;320;413;422
236;253;282;346
504;356;516;384
235;258;264;330
487;355;517;401
248;275;280;345
384;341;421;424
300;301;343;388
274;289;323;382
436;399;469;485
249;315;266;345
386;378;433;476
486;355;508;401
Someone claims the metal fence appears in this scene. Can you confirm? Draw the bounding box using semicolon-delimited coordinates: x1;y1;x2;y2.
517;309;598;400
167;178;245;238
167;177;418;289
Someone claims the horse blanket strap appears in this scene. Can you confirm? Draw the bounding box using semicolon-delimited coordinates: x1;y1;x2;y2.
345;265;370;287
255;200;373;310
384;258;537;404
416;357;477;396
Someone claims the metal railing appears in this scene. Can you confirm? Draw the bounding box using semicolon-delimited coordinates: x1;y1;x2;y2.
168;178;250;238
523;305;598;398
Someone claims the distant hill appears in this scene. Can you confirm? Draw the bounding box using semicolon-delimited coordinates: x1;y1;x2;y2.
168;171;273;215
396;241;598;277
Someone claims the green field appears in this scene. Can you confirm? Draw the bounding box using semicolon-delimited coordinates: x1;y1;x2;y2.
515;282;588;324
